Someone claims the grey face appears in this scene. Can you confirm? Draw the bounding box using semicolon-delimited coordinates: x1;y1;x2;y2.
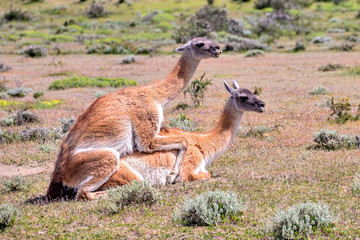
224;80;265;113
176;38;222;60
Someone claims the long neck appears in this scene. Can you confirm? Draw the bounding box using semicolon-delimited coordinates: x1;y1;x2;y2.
149;49;200;106
202;99;243;166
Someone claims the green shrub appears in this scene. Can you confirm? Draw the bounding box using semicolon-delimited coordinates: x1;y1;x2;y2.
245;49;265;57
329;42;355;51
169;114;199;132
0;63;11;73
48;76;137;90
24;45;47;57
245;125;277;138
253;86;263;96
318;63;343;72
86;1;106;18
348;66;360;76
174;191;244;226
60;116;76;133
173;102;189;111
120;55;135;64
104;181;161;214
6;87;31;98
311;129;360;150
184;73;212;107
39;144;55;153
328;97;360;124
270;203;335;239
33;91;44;99
0;175;31;192
0;110;39;126
95;91;107;98
352;173;360;197
0;204;17;231
293;41;306;52
309;86;328;95
3;8;30;22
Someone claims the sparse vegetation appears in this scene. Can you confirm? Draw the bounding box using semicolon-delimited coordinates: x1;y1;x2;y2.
311;129;360;150
0;204;17;231
2;8;30;22
120;55;136;64
245;125;278;138
33;91;44;99
174;191;244;226
0;110;39;126
103;181;161;214
6;87;31;98
352;173;360;197
0;175;32;193
23;45;47;57
60;116;76;133
293;41;306;52
318;63;343;72
169;114;199;132
309;86;328;95
347;66;360;76
245;49;265;57
0;64;11;73
48;76;137;90
253;86;263;96
328;97;360;124
269;203;335;239
86;1;106;18
184;73;212;107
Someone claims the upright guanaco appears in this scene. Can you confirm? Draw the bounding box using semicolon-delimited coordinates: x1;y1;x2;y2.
55;81;265;200
46;38;222;200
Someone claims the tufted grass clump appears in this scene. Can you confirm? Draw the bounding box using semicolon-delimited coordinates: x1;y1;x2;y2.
120;55;136;64
309;86;328;95
3;8;30;22
86;1;106;18
0;175;32;193
33;91;44;99
60;116;76;133
328;97;360;124
245;125;278;138
0;204;17;231
48;76;137;90
0;110;39;126
24;45;47;57
184;73;212;107
311;129;360;151
0;63;11;73
269;203;335;239
318;63;343;72
174;191;244;226
6;87;31;98
104;181;161;214
169;114;199;132
245;49;265;57
347;66;360;76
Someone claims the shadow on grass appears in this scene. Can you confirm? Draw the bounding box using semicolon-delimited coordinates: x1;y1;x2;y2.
24;186;77;205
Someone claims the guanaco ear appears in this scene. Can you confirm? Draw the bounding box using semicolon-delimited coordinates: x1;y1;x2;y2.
175;41;191;53
232;80;240;89
223;80;234;94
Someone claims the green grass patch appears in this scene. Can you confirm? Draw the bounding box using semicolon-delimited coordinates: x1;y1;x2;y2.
19;30;49;39
46;35;75;43
31;100;63;109
48;76;137;90
348;66;360;76
0;100;63;110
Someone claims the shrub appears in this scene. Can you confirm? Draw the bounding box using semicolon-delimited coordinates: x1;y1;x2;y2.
33;91;44;99
120;55;135;64
60;116;76;133
318;64;343;72
328;97;360;124
348;66;360;76
312;36;332;44
270;203;335;239
224;37;268;52
6;87;31;97
0;110;39;126
184;73;212;107
3;8;30;22
23;0;44;3
169;114;199;132
24;45;47;57
254;86;263;96
309;86;328;95
245;125;277;138
20;127;51;142
173;191;244;226
0;78;7;92
329;42;355;51
0;175;32;192
104;181;161;214
173;102;189;111
356;9;360;19
87;1;106;18
0;204;17;231
95;91;107;98
0;63;11;73
293;41;306;52
245;49;265;57
352;173;360;197
48;76;137;90
39;144;55;153
312;129;360;150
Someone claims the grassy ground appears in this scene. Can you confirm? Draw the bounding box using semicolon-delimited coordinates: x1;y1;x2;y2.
1;0;360;239
0;51;359;239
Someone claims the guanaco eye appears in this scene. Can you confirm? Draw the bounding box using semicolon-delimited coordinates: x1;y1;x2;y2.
196;42;204;48
239;96;248;101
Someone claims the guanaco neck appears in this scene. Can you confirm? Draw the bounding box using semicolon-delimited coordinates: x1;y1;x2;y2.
202;99;244;165
146;49;200;106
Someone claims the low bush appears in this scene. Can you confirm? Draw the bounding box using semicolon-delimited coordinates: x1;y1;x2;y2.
60;117;76;133
245;49;265;57
3;8;30;22
224;37;268;52
269;203;335;239
328;97;360;124
253;86;263;96
0;110;39;126
312;36;332;44
173;102;189;111
293;41;306;52
309;86;328;95
169;114;199;132
0;175;32;193
174;191;244;226
120;55;135;64
48;76;137;90
33;91;44;99
329;42;355;51
348;66;360;76
352;173;360;197
86;1;106;18
0;204;17;231
184;73;212;107
95;91;107;98
24;45;47;57
318;64;343;72
0;63;11;73
245;125;278;138
104;181;161;214
6;87;31;98
311;129;360;150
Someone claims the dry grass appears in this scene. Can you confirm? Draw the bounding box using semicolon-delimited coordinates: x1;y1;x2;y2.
0;52;360;238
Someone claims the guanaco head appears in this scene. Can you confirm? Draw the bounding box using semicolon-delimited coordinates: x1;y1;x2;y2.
223;80;265;113
175;38;222;60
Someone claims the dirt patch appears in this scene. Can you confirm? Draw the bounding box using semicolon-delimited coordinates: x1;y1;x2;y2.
0;163;51;177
